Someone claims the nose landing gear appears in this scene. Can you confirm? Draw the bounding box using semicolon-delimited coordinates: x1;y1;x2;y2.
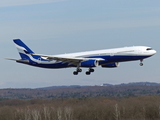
140;60;143;66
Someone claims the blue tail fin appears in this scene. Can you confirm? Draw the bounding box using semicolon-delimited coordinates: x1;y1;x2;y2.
13;39;34;59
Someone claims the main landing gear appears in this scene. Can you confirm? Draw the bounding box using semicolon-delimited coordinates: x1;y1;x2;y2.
140;59;143;66
86;68;94;75
73;68;94;75
73;68;82;75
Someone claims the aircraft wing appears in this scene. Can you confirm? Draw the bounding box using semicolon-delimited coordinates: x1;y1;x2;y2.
31;53;105;65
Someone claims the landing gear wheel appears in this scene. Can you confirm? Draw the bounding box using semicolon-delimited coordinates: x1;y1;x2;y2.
73;71;78;75
86;71;91;75
140;63;143;66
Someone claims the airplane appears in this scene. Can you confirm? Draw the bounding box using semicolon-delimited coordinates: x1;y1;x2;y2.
7;39;156;75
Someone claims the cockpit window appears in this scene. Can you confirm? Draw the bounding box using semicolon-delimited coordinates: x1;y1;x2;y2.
146;48;153;51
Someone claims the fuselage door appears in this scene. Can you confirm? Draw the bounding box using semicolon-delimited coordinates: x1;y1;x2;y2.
38;57;42;63
110;50;114;56
137;47;142;55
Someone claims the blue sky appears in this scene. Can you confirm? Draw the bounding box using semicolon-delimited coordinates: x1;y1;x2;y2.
0;0;160;88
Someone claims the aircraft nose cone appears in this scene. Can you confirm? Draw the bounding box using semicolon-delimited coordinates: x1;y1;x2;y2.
152;50;157;55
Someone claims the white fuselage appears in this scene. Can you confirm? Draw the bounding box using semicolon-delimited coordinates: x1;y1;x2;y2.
11;39;157;75
48;46;156;60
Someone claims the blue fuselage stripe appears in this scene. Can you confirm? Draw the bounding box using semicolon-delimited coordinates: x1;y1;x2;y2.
18;55;151;69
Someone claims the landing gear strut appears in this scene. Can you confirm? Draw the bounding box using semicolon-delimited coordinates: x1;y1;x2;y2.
140;60;143;66
86;68;94;75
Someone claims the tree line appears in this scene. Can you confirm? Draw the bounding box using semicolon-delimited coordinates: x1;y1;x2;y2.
0;96;160;120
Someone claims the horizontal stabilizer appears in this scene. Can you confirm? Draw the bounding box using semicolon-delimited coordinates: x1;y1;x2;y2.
6;58;29;63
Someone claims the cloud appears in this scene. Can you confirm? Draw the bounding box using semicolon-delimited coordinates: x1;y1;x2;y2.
0;0;66;7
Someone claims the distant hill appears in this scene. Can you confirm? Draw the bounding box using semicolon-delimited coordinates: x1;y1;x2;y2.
40;85;82;89
0;82;160;99
40;82;160;89
117;82;160;86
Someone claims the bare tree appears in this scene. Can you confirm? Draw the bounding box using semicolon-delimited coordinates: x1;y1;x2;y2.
142;106;146;120
57;107;63;120
43;105;51;120
32;109;41;120
64;107;73;120
113;104;120;120
24;107;31;120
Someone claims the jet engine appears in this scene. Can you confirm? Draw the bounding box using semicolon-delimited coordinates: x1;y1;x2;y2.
101;62;119;68
80;60;99;67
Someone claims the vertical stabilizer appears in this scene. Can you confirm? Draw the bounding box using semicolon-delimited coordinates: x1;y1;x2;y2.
13;39;34;59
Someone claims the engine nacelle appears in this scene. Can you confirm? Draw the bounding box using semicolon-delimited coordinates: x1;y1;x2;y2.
80;60;99;67
101;62;119;68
